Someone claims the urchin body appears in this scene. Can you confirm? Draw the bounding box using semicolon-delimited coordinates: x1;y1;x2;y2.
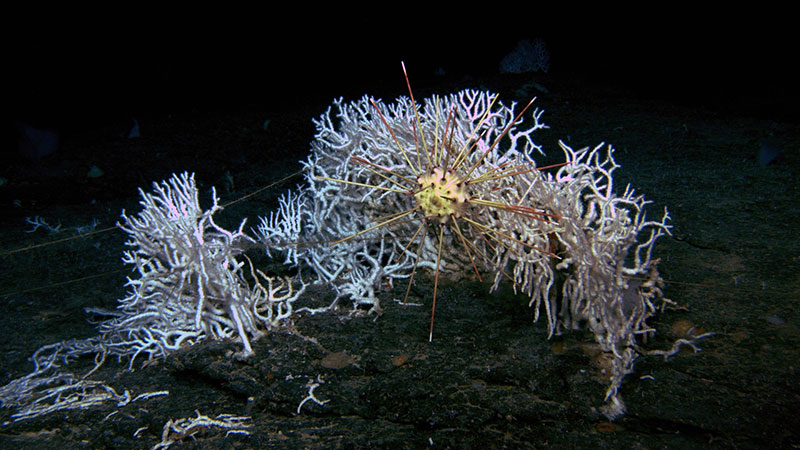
414;168;469;224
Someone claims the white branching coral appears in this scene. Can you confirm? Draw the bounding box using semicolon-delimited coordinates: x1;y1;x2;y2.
154;410;252;449
0;339;169;423
106;172;305;361
259;86;706;418
502;141;678;417
1;173;306;423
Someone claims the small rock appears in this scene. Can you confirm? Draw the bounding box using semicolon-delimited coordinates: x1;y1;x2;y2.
320;351;356;369
765;314;785;325
391;353;410;366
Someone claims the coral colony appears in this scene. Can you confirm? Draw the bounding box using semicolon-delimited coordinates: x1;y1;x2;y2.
258;64;704;418
109;172;305;361
1;64;709;426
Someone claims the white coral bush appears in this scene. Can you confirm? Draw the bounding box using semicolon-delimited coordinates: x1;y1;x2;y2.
2;173;308;422
106;172;304;362
505;141;673;417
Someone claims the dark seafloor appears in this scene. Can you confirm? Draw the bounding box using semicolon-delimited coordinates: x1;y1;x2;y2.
2;31;799;449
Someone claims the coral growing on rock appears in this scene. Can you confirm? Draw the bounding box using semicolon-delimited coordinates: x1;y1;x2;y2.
259;77;694;417
108;172;305;361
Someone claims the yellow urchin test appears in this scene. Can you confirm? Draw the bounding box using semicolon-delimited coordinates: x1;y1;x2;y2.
414;168;470;223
